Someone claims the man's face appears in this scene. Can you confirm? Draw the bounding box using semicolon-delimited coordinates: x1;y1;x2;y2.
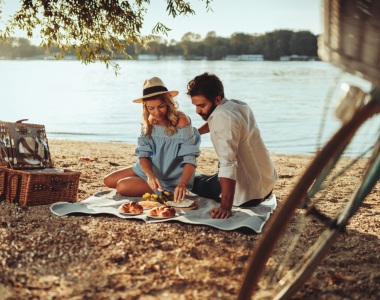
191;95;217;121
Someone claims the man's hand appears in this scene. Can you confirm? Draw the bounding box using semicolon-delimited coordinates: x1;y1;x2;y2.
211;177;236;219
210;207;232;219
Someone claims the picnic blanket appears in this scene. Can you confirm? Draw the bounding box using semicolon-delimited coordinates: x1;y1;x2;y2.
50;190;277;233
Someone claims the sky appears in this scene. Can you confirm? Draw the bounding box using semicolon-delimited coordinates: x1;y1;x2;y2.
0;0;322;45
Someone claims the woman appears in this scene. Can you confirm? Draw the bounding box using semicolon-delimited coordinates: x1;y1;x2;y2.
103;77;201;202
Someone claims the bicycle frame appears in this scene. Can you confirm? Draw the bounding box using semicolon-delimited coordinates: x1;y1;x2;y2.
237;87;380;300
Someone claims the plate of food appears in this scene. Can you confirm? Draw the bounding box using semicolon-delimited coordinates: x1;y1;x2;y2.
146;207;179;219
139;191;199;210
118;201;144;215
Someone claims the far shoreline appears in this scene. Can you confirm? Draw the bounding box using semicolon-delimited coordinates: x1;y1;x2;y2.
48;138;316;158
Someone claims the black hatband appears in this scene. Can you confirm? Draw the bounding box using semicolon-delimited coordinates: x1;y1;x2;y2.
143;86;168;96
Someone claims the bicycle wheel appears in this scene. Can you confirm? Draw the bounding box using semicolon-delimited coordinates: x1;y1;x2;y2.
237;96;380;300
273;140;380;300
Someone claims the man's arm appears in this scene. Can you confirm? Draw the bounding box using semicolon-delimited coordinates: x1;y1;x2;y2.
210;177;236;219
209;111;241;219
197;122;210;135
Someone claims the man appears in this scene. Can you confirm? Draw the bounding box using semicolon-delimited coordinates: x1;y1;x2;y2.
188;72;278;219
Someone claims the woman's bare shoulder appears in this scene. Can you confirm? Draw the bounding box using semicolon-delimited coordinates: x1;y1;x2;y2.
176;112;190;128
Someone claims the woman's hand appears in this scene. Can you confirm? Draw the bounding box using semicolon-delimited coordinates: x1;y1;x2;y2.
147;174;163;192
174;182;189;202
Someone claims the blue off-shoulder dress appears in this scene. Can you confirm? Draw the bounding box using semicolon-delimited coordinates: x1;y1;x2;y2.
131;121;201;193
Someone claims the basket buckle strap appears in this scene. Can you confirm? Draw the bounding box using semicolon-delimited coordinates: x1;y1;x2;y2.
8;173;22;204
0;170;8;202
49;182;73;191
33;181;74;192
19;138;43;162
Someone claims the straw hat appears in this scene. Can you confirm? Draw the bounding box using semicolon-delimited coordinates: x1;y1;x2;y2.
132;77;179;103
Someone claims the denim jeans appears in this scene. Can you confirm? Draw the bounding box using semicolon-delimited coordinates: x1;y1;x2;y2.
192;172;272;206
192;172;222;202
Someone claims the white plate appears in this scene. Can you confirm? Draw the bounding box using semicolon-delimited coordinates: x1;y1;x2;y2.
118;211;144;215
146;213;179;219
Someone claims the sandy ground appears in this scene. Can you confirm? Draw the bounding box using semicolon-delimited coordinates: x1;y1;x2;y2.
1;139;380;300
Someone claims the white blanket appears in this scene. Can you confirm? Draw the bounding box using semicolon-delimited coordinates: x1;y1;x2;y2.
50;190;277;233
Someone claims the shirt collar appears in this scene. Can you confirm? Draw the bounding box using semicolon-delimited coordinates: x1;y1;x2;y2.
208;97;228;122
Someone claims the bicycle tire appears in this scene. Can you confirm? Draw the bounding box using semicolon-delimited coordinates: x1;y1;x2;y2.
273;139;380;300
237;99;380;300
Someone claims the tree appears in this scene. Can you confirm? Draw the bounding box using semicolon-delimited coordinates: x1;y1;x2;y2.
180;32;202;56
0;37;45;58
229;33;253;55
260;30;293;60
212;45;228;60
249;38;264;54
0;0;212;73
289;31;318;57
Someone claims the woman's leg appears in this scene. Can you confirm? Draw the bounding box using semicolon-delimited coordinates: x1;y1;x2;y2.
103;166;137;188
116;177;153;196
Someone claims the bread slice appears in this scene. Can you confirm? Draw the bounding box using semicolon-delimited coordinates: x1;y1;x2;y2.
139;201;165;208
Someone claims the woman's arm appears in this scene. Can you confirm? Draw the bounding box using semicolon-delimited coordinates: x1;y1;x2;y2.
139;157;163;191
197;122;210;135
174;163;195;201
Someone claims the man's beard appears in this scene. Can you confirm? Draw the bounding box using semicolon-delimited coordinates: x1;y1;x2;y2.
199;102;216;121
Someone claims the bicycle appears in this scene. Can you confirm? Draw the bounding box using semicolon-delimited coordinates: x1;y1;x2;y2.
237;0;380;299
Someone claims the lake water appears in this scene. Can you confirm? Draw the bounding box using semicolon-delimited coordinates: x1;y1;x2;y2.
1;60;378;156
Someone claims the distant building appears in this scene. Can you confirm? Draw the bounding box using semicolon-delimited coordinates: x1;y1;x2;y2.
225;55;240;61
184;55;208;61
64;55;77;60
138;54;158;60
33;55;46;60
280;55;309;61
160;55;184;61
240;55;264;61
225;55;264;61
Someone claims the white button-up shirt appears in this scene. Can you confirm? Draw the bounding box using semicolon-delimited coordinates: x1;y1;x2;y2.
208;98;278;206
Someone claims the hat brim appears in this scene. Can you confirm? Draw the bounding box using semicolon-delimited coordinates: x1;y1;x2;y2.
133;90;179;103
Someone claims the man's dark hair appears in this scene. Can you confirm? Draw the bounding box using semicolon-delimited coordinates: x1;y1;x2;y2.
186;72;225;102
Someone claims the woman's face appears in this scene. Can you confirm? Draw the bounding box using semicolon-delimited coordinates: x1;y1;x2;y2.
145;99;168;122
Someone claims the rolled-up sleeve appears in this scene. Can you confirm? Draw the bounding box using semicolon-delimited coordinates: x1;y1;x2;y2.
177;128;201;167
211;112;240;180
135;129;153;159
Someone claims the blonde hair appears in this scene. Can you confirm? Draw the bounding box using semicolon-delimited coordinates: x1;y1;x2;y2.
142;93;180;138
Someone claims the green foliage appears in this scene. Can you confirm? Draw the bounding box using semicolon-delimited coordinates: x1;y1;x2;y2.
289;31;318;57
1;29;319;61
0;37;49;58
0;0;212;74
144;30;318;60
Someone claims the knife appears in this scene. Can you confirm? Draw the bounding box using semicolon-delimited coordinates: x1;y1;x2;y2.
10;130;17;165
0;136;7;163
38;133;47;164
41;131;50;164
35;137;44;167
5;131;13;168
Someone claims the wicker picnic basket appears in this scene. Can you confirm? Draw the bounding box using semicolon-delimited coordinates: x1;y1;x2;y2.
0;120;53;169
0;119;81;206
319;0;380;85
0;167;81;206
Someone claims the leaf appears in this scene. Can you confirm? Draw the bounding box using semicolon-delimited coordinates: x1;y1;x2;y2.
0;0;208;73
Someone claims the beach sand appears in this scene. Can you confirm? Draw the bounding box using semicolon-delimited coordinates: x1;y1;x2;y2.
1;140;380;299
